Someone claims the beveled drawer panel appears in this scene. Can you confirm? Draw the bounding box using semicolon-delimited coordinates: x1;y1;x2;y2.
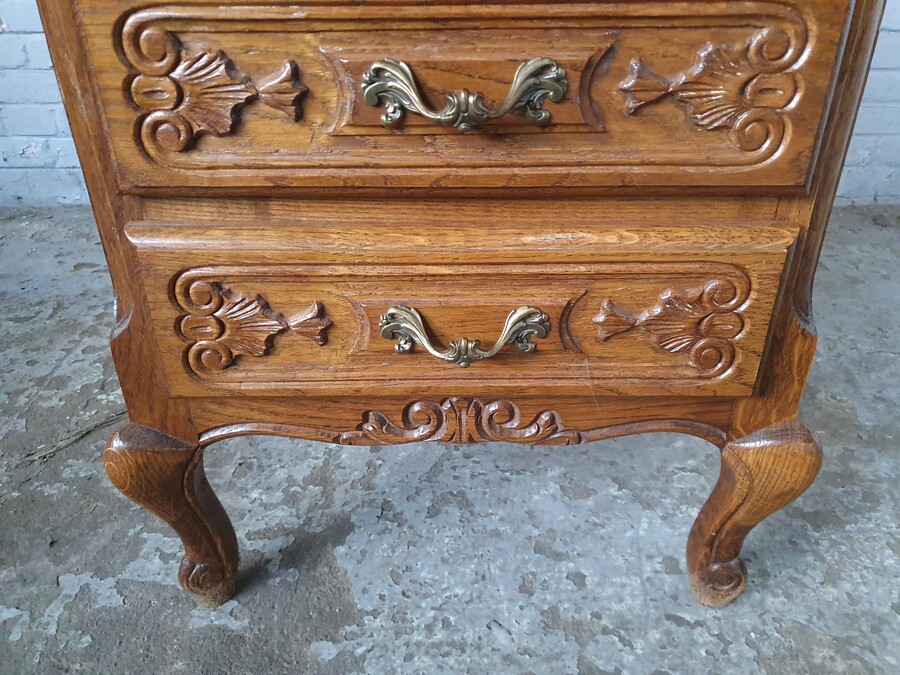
127;220;797;398
79;0;850;192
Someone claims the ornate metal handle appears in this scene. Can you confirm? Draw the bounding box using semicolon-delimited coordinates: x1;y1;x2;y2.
380;305;551;368
362;58;568;132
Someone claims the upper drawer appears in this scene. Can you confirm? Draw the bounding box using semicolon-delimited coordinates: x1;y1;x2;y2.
79;1;851;192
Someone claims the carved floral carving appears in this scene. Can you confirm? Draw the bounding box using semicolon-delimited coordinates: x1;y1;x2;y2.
593;280;747;378
177;282;288;373
620;29;801;152
339;398;584;446
256;60;309;123
175;280;331;375
287;301;334;346
124;27;308;152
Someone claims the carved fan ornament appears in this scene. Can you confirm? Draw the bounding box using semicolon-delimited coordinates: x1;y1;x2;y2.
620;29;800;152
176;280;332;376
125;27;308;152
339;397;583;446
593;280;748;378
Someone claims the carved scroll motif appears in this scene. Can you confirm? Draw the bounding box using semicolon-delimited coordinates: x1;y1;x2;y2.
593;280;748;378
619;29;803;152
175;280;331;376
124;26;308;152
339;398;584;446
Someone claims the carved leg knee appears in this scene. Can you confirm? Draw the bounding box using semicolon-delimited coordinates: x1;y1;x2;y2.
103;423;239;607
687;420;822;607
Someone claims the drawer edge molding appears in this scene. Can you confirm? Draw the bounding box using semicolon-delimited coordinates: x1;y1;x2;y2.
149;259;773;395
103;1;845;190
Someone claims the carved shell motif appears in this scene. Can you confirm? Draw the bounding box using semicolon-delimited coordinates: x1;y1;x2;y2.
620;30;800;152
178;284;289;373
593;280;747;378
126;28;308;152
176;280;332;376
167;50;255;137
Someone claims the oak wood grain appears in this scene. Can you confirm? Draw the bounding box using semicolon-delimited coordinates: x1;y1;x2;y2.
36;0;884;607
126;220;795;398
191;395;733;449
104;424;239;607
730;0;888;439
687;420;822;607
73;0;851;192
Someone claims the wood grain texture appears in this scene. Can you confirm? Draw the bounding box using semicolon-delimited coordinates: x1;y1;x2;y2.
35;0;197;441
194;396;732;449
619;29;801;152
126;219;794;398
72;0;851;192
731;0;888;439
36;0;884;607
594;279;748;379
687;420;822;607
127;32;307;153
104;424;239;607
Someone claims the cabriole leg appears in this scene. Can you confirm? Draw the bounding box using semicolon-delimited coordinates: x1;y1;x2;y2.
103;423;239;607
687;420;822;607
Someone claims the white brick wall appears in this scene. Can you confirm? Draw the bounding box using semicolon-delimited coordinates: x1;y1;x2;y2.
0;0;87;204
838;2;900;204
0;0;898;205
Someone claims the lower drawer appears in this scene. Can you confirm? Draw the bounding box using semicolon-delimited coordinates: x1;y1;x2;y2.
127;219;797;398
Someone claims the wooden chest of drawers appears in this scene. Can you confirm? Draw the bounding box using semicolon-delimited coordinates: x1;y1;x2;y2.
38;0;885;608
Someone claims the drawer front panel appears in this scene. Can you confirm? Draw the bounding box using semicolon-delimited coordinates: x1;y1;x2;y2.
128;221;797;398
81;1;851;191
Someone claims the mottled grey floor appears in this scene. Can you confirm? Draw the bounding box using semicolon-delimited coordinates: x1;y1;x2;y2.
0;205;898;674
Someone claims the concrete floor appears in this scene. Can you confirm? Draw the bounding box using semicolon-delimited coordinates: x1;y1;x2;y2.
0;205;897;674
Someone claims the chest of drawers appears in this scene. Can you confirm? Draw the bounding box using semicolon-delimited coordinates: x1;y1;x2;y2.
38;0;885;608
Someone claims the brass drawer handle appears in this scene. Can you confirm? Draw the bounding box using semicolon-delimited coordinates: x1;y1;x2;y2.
362;58;568;132
380;305;551;368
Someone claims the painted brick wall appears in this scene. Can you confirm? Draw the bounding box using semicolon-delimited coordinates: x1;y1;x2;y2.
0;0;86;204
1;0;898;205
840;0;900;204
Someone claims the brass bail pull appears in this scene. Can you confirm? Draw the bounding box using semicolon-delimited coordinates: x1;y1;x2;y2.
362;57;568;132
379;305;551;367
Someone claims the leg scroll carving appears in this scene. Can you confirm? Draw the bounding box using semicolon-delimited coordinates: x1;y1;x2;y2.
104;424;239;607
687;420;822;607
